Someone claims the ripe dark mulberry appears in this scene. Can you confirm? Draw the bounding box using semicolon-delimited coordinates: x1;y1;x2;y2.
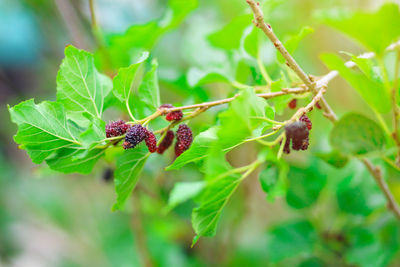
106;120;130;138
175;124;193;157
299;114;312;130
144;130;157;153
123;124;147;149
283;138;291;154
160;104;183;121
157;130;174;154
284;121;309;153
288;99;297;109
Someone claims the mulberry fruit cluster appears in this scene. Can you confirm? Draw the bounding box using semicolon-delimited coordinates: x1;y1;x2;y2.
283;121;310;154
157;130;174;154
159;104;183;121
123;124;148;149
175;124;193;157
106;120;130;138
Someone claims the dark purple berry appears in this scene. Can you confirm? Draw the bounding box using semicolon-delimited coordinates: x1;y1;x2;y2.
288;99;297;109
123;124;147;149
159;104;183;121
283;138;291;154
106;120;130;138
299;114;312;130
157;130;174;154
175;124;193;157
284;121;309;153
144;130;157;153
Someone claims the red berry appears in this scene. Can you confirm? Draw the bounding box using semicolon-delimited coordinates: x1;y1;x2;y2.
123;124;147;149
299;114;312;130
288;99;297;109
144;130;157;153
106;120;130;138
159;104;183;121
157;130;174;154
175;124;193;157
316;101;322;109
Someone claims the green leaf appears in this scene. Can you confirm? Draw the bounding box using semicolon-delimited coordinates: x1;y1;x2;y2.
79;117;106;148
112;52;149;103
166;126;219;170
113;146;150;211
277;26;314;63
298;258;325;267
321;53;391;113
167;181;205;210
207;14;252;51
56;45;112;125
330;113;386;156
267;220;317;262
46;148;105;174
192;148;242;239
242;26;260;58
101;0;198;69
187;67;232;87
316;3;400;55
316;150;349;168
9;99;80;164
136;59;161;113
286;160;327;209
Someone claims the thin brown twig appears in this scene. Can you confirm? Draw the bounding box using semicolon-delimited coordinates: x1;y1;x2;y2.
246;0;400;220
246;0;337;122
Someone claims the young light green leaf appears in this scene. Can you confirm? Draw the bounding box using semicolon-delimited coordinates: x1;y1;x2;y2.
46;148;105;174
187;66;232;87
113;146;150;211
207;14;252;51
9;99;80;164
167;181;205;210
57;45;112;125
316;3;400;55
321;53;391;113
330;113;386;156
136;60;161;112
277;26;314;64
112;52;149;103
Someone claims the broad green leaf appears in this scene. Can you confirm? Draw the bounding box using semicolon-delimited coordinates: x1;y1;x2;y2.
112;52;149;103
192;148;241;239
277;26;314;63
57;45;112;125
207;14;252;51
337;174;385;216
167;181;205;210
79;117;106;148
345;227;398;267
321;53;390;113
113;146;150;211
243;26;260;58
316;3;400;55
136;60;161;113
298;258;325;267
286;160;327;209
330;113;386;156
267;220;317;262
100;0;198;69
187;66;232;87
166;126;219;170
46;148;105;174
9;99;80;164
316;150;349;168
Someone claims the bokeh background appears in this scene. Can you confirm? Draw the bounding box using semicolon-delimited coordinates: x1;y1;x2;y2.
1;0;399;266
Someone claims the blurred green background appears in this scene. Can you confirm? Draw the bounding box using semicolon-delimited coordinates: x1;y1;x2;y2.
1;0;400;266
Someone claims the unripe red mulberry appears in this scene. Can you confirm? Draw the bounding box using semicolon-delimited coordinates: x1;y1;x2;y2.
106;120;130;138
315;101;322;109
159;104;183;121
299;114;312;130
123;124;147;149
175;124;193;157
157;130;174;154
288;99;297;109
144;129;157;153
